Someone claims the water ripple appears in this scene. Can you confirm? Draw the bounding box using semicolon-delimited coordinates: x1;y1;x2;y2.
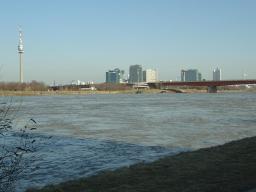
16;134;183;192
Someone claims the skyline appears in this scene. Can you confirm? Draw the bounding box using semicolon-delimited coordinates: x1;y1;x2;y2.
0;0;255;84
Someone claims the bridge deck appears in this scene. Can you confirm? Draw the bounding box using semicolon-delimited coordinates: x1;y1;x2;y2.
149;80;256;88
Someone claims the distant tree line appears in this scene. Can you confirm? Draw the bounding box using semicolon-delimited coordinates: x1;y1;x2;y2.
0;81;48;91
49;83;133;91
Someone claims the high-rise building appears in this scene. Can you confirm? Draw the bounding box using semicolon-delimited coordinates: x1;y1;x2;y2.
181;70;186;82
181;69;202;82
213;68;221;81
143;69;157;82
129;65;143;84
106;68;124;83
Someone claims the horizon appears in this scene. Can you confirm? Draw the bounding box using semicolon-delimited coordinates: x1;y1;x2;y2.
0;0;255;84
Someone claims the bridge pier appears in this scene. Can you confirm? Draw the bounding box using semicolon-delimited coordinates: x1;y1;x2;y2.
207;86;217;93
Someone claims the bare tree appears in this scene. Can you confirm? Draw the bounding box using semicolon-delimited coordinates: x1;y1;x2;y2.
0;97;37;192
0;81;47;91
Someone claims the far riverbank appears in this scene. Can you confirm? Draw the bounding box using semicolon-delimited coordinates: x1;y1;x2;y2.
0;87;255;96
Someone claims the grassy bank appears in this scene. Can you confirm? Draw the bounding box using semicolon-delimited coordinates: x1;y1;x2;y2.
27;136;256;192
0;90;134;96
1;88;255;96
0;89;164;96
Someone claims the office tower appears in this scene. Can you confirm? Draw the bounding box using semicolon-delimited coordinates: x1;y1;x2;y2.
213;68;221;81
181;69;202;82
129;65;143;84
181;70;186;82
143;69;157;82
106;68;124;83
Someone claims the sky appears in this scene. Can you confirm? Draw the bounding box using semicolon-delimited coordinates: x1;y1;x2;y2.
0;0;255;84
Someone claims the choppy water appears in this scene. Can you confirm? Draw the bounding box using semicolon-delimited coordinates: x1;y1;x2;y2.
1;93;256;191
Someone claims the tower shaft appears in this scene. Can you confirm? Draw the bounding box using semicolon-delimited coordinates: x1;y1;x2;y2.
19;53;23;83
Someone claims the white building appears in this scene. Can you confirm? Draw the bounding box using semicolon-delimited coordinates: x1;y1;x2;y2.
213;68;221;81
143;69;157;83
71;80;86;85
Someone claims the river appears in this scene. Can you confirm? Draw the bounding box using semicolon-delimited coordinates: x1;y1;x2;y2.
1;93;256;191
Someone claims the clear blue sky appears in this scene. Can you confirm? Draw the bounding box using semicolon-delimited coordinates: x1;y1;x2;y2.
0;0;255;84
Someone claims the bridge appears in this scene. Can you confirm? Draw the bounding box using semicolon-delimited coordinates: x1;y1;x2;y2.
148;80;256;93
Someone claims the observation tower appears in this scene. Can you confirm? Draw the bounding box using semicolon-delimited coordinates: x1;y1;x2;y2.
18;27;24;83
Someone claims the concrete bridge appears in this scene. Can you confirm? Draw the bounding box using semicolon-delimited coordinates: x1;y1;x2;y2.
148;80;256;93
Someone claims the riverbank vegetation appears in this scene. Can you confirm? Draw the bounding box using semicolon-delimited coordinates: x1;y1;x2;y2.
27;136;256;192
0;81;47;92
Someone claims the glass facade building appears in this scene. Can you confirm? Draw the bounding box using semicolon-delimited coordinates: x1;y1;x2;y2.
213;68;221;81
106;68;124;83
181;69;202;82
129;65;143;84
